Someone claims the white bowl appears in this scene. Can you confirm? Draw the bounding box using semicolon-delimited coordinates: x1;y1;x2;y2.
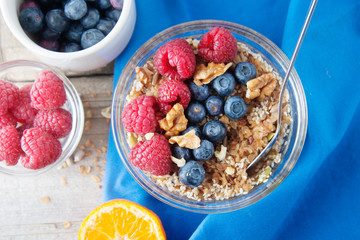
0;0;136;72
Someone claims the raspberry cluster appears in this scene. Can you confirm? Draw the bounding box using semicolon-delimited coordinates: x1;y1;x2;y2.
0;70;72;170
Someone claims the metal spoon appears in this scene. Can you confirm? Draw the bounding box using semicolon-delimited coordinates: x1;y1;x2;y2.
246;0;318;171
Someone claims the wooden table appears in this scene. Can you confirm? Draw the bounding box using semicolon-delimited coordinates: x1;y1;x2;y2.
0;12;115;239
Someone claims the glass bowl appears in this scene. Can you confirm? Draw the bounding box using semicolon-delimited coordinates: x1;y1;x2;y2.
0;60;84;176
111;20;307;213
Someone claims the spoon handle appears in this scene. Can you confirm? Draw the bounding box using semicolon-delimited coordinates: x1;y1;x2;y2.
246;0;317;171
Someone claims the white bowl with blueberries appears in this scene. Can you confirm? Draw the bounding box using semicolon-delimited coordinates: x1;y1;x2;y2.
0;0;136;72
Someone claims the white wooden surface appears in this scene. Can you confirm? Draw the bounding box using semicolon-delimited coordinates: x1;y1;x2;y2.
0;12;115;240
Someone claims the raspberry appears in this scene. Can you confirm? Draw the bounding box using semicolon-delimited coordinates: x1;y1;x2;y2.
154;38;196;81
0;80;19;116
21;128;62;170
157;79;191;114
17;123;33;138
129;133;172;176
34;108;72;138
11;84;38;124
198;27;237;63
0;111;17;129
121;96;159;136
30;70;66;110
0;126;23;166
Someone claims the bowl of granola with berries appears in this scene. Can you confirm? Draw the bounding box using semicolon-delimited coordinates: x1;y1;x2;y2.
111;20;307;213
0;60;84;176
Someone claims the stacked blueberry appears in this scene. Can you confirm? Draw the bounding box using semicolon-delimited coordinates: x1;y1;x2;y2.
176;62;256;188
18;0;123;52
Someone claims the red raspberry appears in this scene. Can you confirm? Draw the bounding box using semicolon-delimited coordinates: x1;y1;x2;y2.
0;111;17;129
0;126;23;166
122;95;159;136
154;38;196;81
30;70;66;110
129;133;172;176
11;84;38;124
198;27;238;63
17;123;33;138
34;108;72;139
157;79;191;114
21;128;62;170
0;79;19;116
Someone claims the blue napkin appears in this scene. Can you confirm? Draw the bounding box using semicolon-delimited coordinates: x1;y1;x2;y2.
104;0;360;239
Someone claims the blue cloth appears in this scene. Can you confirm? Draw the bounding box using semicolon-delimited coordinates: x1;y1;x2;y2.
104;0;360;239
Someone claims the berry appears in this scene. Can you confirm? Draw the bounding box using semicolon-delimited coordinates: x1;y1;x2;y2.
121;95;159;136
19;7;44;33
81;7;100;29
65;22;84;42
234;62;257;85
95;0;112;9
157;80;191;114
11;84;38;124
179;161;205;188
30;70;67;110
21;128;62;170
105;9;122;22
96;19;115;35
188;81;210;101
0;112;17;129
81;29;105;49
110;0;123;10
154;38;196;81
181;125;201;138
0;126;22;166
45;9;70;33
185;101;206;124
205;95;223;116
64;0;88;20
224;96;247;119
212;72;236;97
17;123;33;138
129;133;172;176
198;27;237;63
171;143;191;161
41;27;61;41
34;108;72;139
39;39;60;51
64;42;82;52
192;139;214;161
0;80;20;116
202;120;227;143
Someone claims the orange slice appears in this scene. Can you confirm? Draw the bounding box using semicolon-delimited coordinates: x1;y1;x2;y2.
78;199;166;240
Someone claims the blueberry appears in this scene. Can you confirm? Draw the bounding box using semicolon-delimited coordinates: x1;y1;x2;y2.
181;126;202;138
185;101;206;124
205;95;223;116
95;0;112;9
64;22;84;42
96;19;115;35
179;161;205;188
64;42;82;52
224;96;247;120
188;81;210;101
45;9;70;33
171;144;191;160
212;72;236;97
110;0;124;10
202;120;227;143
234;62;257;85
39;39;59;51
64;0;88;20
81;29;105;48
81;7;100;29
105;9;122;22
41;27;61;41
192;140;214;161
19;7;44;33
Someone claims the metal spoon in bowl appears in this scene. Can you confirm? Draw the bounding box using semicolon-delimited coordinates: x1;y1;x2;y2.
246;0;318;171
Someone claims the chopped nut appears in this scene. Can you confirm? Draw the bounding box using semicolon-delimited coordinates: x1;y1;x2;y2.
107;90;112;95
145;133;154;140
85;139;93;148
101;146;107;153
193;62;233;86
246;73;276;99
74;150;85;163
215;145;227;161
225;166;235;175
92;175;101;183
96;149;102;155
63;221;71;229
62;161;68;168
84;150;92;158
169;129;201;149
83;102;90;107
86;110;93;118
159;103;188;137
78;145;86;150
85;120;91;131
65;156;74;166
99;169;105;175
101;106;111;119
79;165;85;174
128;133;138;148
171;156;186;168
40;196;50;204
95;165;101;171
93;157;99;163
91;93;96;98
61;177;67;185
